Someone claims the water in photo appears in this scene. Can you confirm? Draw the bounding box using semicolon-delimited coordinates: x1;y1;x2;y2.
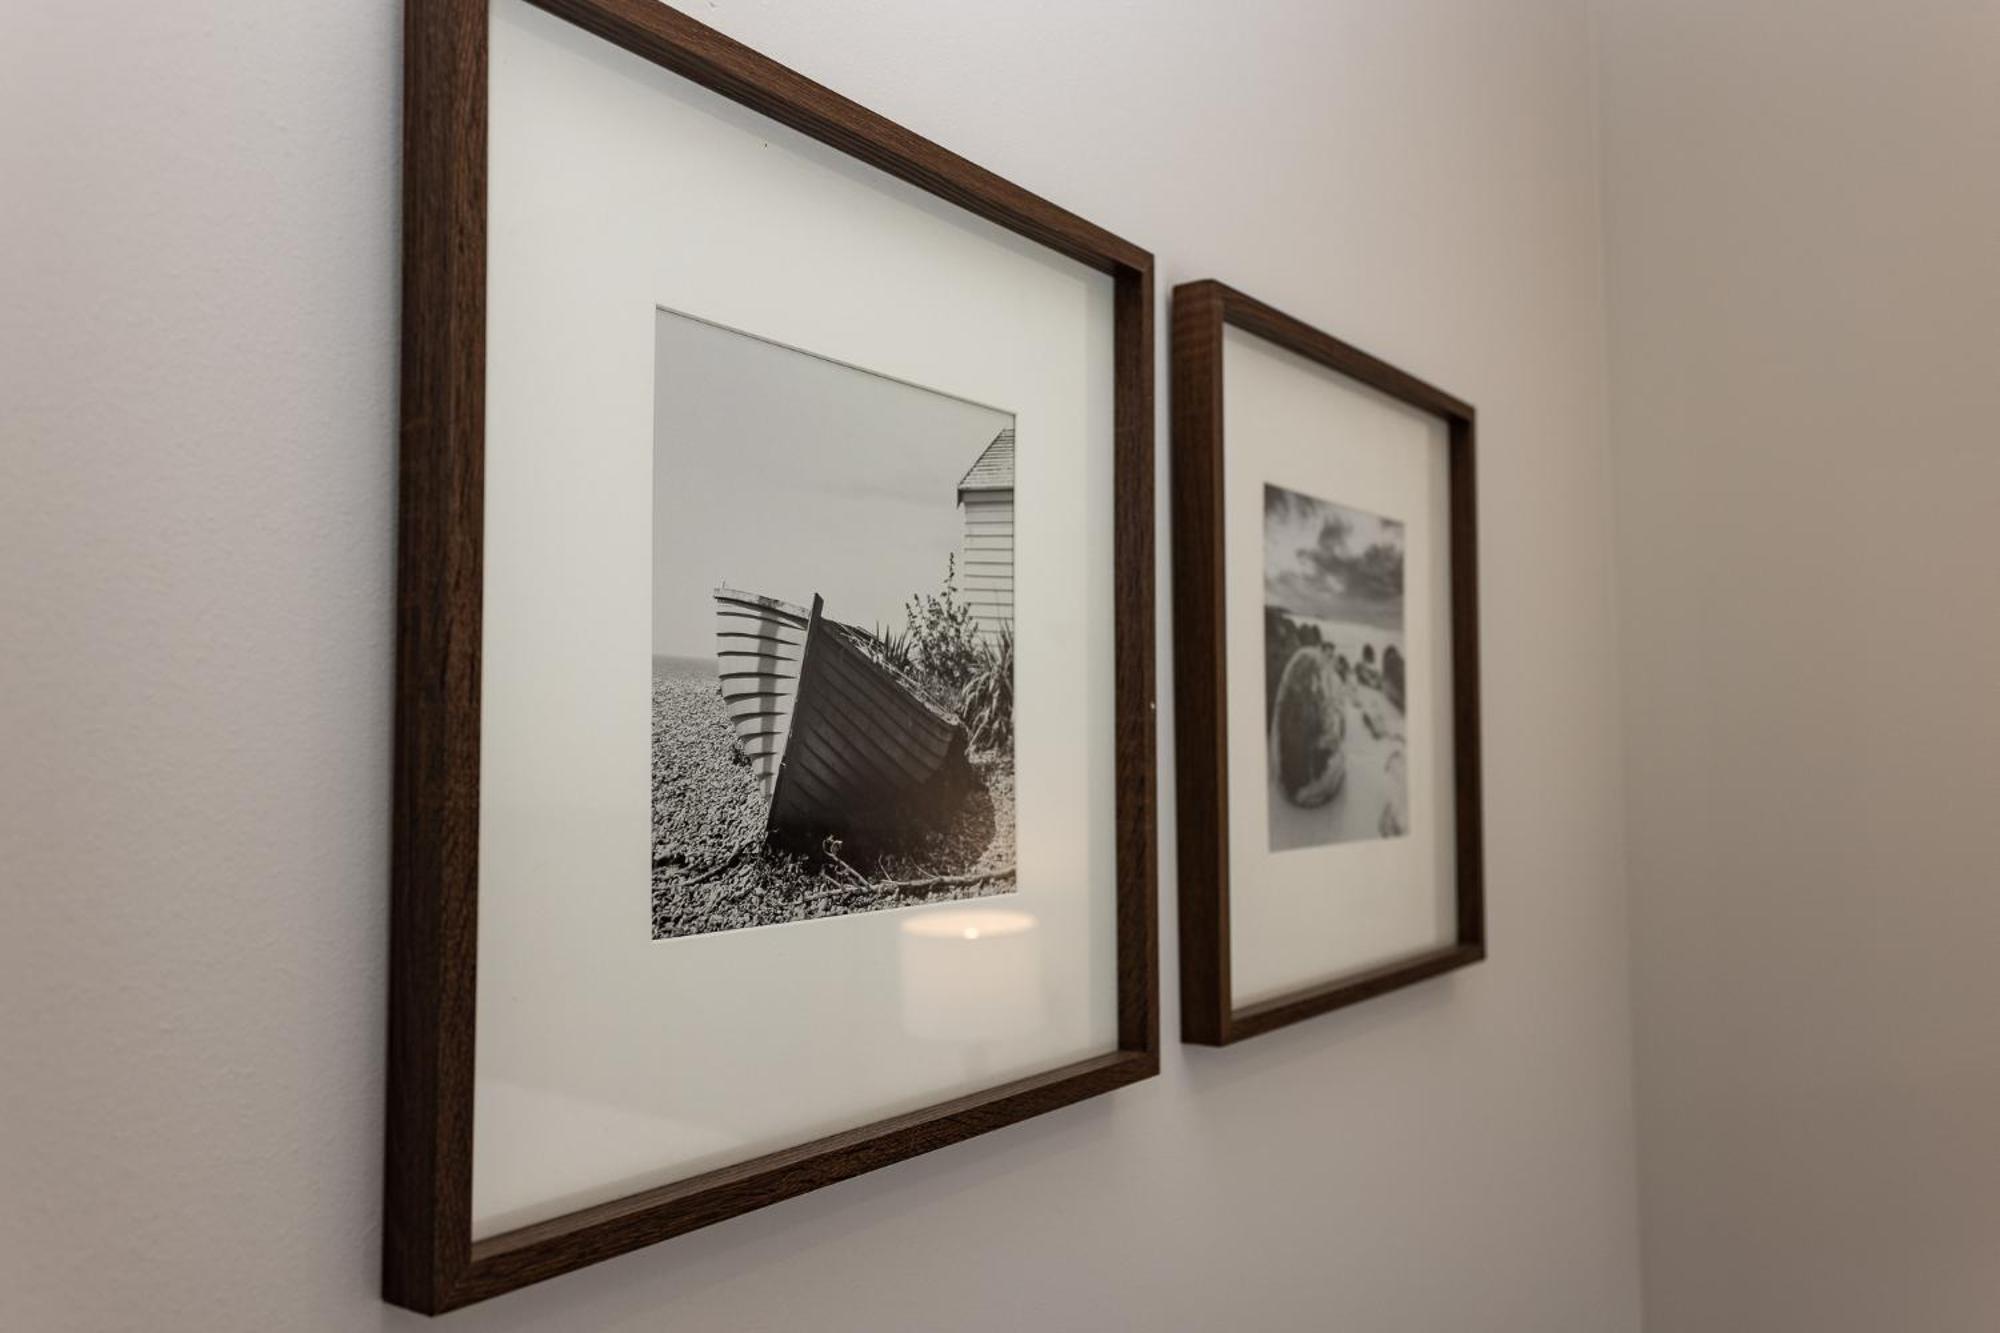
1262;483;1409;851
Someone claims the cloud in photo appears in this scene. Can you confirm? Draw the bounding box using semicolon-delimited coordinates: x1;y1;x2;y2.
1263;484;1404;631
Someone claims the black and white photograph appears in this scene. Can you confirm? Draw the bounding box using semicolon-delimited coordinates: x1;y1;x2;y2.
651;311;1018;938
1263;482;1409;851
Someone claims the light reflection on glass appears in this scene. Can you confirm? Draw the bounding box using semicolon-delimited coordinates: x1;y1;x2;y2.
899;909;1043;1047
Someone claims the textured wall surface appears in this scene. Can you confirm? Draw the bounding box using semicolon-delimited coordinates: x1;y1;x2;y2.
1598;2;2000;1328
2;2;1639;1328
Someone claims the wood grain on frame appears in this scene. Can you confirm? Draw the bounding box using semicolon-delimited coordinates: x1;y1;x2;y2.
388;0;1157;1313
386;0;486;1308
1169;279;1485;1048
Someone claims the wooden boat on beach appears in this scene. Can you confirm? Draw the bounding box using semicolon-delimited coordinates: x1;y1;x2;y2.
713;586;971;850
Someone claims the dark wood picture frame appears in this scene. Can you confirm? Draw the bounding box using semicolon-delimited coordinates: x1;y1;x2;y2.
1170;280;1484;1047
388;0;1157;1312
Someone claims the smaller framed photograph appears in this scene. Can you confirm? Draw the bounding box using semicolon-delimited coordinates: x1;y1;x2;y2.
1170;280;1485;1046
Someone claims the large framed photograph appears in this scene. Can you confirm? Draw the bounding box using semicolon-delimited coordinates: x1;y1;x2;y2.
387;0;1156;1312
1170;280;1484;1046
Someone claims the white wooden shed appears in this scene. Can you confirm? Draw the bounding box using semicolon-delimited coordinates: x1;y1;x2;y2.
955;427;1014;644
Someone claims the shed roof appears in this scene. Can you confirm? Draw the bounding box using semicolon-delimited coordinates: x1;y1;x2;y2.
956;427;1014;502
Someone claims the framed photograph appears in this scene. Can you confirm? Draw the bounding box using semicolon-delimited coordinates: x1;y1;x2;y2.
1170;280;1484;1047
387;0;1156;1312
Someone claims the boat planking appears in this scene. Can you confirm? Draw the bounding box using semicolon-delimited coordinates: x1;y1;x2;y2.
713;586;971;850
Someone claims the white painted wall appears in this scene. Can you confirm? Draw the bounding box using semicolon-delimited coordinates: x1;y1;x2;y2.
1597;2;2000;1328
2;1;1639;1328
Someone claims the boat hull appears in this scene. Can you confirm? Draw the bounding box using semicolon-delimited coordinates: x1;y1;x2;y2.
711;588;808;799
714;588;973;851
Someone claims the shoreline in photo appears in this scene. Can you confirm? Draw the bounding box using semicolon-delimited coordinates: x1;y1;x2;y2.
1262;484;1410;852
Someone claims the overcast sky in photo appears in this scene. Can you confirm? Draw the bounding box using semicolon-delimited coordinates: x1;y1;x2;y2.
653;309;1014;658
1263;482;1406;632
